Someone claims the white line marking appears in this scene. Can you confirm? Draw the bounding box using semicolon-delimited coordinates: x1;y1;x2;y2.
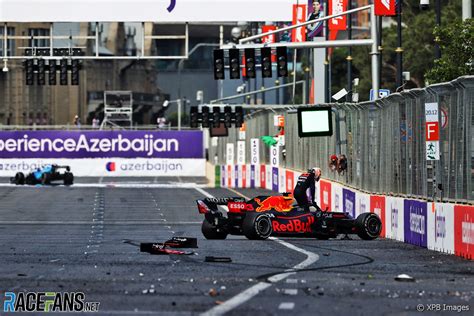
197;188;320;316
282;289;298;295
278;302;295;310
286;279;298;284
0;221;200;225
0;183;207;189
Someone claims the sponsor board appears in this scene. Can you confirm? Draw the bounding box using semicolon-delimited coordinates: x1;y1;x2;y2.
404;200;428;248
385;196;404;242
272;167;279;192
370;195;386;238
0;131;203;159
285;170;294;194
428;203;454;254
319;180;332;212
265;165;272;190
0;158;205;177
227;165;232;187
221;165;226;187
260;165;266;189
331;182;343;213
342;188;355;217
234;165;239;188
278;168;286;193
454;205;474;259
356;192;370;218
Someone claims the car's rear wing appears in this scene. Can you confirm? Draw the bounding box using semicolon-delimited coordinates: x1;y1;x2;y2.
196;197;246;214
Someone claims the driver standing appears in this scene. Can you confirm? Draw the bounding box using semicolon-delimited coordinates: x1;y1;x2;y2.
293;167;322;212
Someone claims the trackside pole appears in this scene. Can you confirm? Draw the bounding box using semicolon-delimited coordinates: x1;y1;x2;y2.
370;6;379;100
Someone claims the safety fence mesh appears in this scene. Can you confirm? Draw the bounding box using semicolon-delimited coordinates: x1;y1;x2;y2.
209;76;473;203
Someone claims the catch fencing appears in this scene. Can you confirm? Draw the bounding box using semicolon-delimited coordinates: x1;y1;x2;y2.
209;76;473;203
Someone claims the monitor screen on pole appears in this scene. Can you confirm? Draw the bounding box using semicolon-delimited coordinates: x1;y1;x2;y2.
297;106;333;137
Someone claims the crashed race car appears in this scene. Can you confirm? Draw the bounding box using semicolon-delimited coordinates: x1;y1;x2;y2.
196;193;382;240
10;164;74;186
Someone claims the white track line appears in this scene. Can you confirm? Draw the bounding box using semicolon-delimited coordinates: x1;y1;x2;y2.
196;187;320;316
0;183;207;189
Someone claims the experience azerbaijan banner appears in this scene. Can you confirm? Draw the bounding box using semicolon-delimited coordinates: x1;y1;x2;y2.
0;131;205;177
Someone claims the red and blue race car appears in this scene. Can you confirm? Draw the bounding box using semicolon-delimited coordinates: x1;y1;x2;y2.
196;193;382;240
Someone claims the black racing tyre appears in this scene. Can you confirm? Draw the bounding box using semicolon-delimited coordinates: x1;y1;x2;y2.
14;172;25;185
41;173;50;185
63;172;74;185
242;212;273;240
201;219;228;240
25;174;36;185
356;213;382;240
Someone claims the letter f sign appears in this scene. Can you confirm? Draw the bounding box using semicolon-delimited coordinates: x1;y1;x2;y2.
426;122;439;141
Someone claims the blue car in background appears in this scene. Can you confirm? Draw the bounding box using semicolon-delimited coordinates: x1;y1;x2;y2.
11;164;74;185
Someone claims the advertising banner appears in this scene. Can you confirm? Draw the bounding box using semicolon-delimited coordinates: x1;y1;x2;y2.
385;196;404;242
226;143;234;165
0;131;203;159
454;205;474;259
250;165;255;188
266;165;272;190
278;168;286;193
319;179;332;212
237;141;246;165
234;165;239;188
0;0;300;22
428;203;455;254
374;0;396;16
0;158;205;177
272;167;279;192
221;165;226;187
342;188;356;217
292;4;307;42
250;138;260;165
404;200;428;248
285;170;294;193
270;145;280;167
328;0;347;31
356;192;370;218
331;182;343;213
260;165;266;189
227;165;232;187
370;195;386;238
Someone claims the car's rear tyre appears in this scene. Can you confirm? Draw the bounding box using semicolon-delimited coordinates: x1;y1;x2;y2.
64;172;74;185
41;173;50;185
201;219;228;240
14;172;25;185
356;213;382;240
242;212;273;240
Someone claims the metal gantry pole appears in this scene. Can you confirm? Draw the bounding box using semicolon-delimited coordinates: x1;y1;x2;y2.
396;1;403;89
370;6;380;100
346;0;353;102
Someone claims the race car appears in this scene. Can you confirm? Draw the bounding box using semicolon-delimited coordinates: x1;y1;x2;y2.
10;164;74;186
196;193;382;240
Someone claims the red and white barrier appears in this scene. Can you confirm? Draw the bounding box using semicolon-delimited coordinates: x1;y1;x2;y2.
217;164;474;260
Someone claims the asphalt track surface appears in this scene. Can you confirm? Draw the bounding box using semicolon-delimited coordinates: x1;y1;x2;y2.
0;177;472;315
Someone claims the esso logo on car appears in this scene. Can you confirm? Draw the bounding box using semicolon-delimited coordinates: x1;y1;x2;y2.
228;202;246;209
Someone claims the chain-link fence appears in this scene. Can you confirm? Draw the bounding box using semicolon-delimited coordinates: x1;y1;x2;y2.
209;76;473;203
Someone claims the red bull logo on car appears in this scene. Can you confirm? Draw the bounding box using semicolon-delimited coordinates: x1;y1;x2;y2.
254;196;294;213
272;215;315;233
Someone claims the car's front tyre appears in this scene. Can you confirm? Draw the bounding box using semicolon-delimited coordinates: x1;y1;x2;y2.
356;213;382;240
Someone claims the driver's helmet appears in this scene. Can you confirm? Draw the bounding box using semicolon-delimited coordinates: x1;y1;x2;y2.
308;167;322;181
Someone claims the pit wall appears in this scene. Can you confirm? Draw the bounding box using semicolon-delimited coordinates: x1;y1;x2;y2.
215;164;474;260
